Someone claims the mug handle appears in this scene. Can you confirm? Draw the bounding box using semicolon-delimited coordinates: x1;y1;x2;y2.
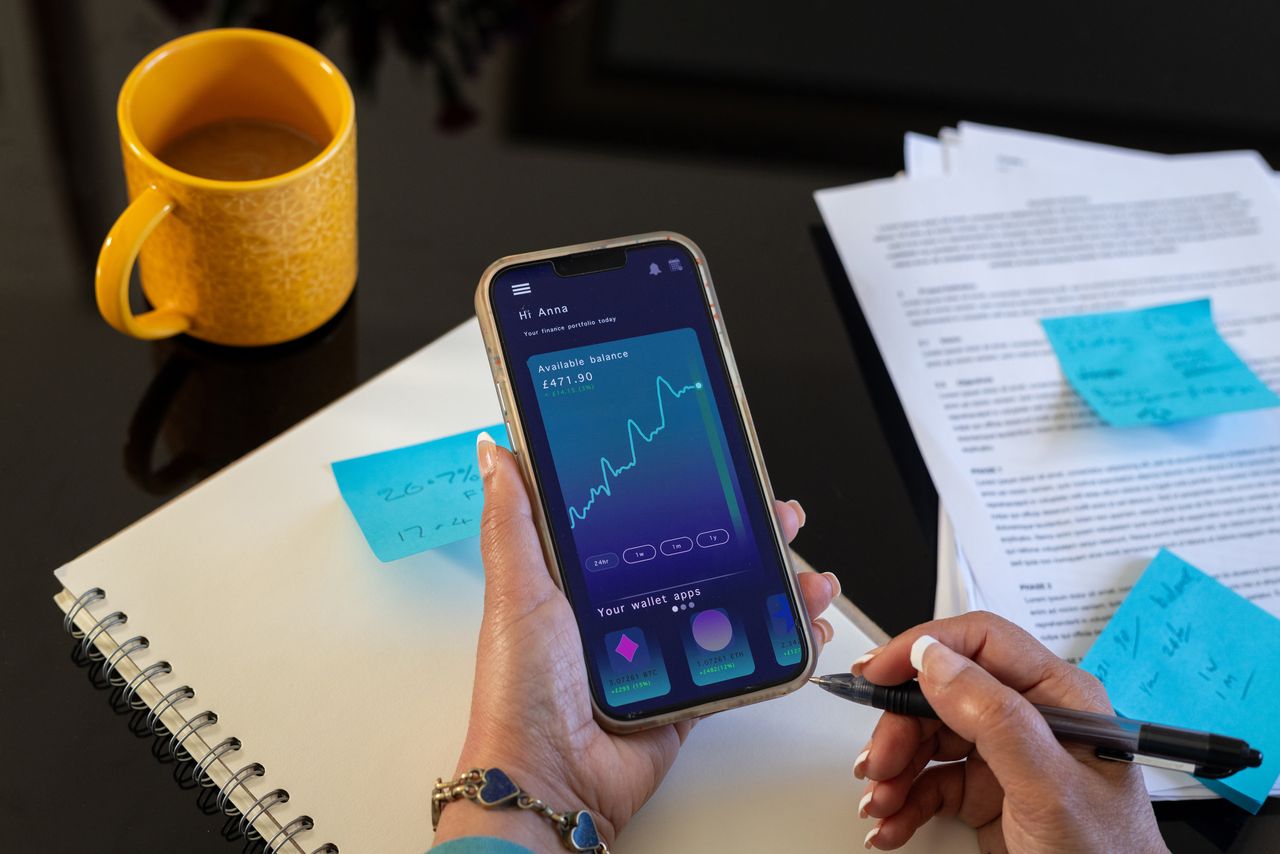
95;186;192;339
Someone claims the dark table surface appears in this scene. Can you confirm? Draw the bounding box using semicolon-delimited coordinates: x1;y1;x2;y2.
1;3;1275;851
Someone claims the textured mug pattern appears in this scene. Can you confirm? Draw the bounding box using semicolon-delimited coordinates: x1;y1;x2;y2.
123;136;357;347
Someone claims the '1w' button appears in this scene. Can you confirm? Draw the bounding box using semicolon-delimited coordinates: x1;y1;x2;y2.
622;545;657;564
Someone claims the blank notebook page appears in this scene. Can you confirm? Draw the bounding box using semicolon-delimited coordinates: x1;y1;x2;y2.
55;319;974;853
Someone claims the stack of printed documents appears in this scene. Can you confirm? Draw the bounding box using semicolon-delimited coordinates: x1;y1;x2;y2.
816;124;1280;802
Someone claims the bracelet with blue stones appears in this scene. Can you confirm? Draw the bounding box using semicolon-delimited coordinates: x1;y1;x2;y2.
432;767;608;853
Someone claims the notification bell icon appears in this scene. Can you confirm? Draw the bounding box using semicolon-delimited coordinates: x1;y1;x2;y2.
648;262;661;276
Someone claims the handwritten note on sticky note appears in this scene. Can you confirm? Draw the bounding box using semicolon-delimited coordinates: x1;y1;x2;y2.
331;424;509;562
1081;549;1280;812
1041;299;1279;427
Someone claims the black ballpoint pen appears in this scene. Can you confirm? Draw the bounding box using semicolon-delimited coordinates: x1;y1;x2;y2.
812;673;1263;779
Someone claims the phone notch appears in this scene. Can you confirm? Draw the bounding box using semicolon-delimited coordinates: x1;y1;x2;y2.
552;247;627;277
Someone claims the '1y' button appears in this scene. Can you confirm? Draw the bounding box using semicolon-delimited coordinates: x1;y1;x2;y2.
696;529;730;548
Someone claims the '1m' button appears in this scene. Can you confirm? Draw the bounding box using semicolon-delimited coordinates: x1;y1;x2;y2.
660;537;693;556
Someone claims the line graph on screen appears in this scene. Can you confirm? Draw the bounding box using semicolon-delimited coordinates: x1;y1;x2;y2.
568;375;703;529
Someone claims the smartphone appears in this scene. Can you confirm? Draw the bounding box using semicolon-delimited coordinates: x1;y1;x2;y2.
475;233;815;732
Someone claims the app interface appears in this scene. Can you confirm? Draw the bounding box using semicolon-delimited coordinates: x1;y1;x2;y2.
490;242;808;717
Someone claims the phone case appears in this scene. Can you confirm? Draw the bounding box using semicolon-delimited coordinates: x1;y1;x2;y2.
474;232;817;733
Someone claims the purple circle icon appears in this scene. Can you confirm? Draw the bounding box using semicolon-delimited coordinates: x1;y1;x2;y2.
691;609;733;652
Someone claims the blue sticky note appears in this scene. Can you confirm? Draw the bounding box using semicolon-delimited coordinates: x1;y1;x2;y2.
1041;299;1280;427
331;424;509;562
1081;549;1280;812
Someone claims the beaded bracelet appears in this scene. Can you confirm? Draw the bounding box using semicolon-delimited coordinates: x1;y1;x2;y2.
432;768;609;853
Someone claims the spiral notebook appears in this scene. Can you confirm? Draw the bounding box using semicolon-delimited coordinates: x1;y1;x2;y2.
53;319;974;853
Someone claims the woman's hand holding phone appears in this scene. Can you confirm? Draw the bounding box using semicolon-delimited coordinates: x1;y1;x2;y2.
432;437;840;850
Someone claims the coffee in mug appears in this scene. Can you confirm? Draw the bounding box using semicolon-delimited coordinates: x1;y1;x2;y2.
96;28;357;346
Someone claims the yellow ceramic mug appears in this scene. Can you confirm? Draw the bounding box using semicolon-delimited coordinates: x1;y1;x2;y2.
97;28;357;346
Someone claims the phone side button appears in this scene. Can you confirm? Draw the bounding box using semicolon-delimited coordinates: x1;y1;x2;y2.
584;552;619;572
495;380;509;418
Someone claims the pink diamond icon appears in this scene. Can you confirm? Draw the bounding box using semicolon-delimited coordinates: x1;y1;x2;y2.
614;633;639;663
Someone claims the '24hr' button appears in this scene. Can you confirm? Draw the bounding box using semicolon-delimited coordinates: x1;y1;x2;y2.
584;552;619;572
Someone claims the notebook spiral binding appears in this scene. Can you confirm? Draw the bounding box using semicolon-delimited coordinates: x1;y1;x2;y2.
63;587;339;854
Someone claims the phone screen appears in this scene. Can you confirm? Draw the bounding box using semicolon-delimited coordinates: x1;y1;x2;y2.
487;240;809;720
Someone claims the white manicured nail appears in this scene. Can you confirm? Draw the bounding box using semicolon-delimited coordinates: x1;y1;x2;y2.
864;823;881;849
822;571;842;598
910;634;938;672
814;618;834;643
858;785;874;819
851;646;882;676
853;747;871;779
476;431;497;477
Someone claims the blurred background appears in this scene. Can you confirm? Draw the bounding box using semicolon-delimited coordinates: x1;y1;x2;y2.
12;0;1280;283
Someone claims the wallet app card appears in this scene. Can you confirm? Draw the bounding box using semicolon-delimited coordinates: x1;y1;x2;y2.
681;607;756;686
598;627;671;707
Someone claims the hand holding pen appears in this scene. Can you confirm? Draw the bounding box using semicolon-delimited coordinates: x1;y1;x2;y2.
830;612;1170;853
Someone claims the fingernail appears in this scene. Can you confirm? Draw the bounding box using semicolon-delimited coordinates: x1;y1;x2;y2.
853;744;871;780
912;634;966;685
476;431;497;477
850;646;883;677
787;499;807;527
822;571;842;598
909;634;938;672
858;783;875;819
863;822;881;849
813;618;833;643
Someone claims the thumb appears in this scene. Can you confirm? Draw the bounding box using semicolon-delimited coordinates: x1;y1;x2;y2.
910;635;1075;799
477;431;559;616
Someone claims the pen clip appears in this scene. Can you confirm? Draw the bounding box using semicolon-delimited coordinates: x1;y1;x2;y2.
1093;748;1240;779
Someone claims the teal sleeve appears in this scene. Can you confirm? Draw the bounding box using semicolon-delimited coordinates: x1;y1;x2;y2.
430;837;536;854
